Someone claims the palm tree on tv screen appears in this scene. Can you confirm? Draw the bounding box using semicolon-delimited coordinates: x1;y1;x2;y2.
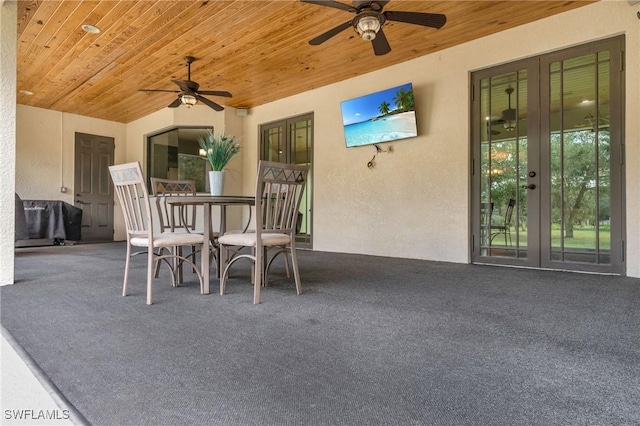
393;88;414;113
379;101;391;116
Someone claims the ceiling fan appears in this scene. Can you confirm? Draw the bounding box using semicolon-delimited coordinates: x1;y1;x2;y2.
139;56;232;111
301;0;447;56
490;87;517;131
575;112;610;132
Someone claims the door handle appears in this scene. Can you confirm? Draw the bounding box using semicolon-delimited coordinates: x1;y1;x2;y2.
522;184;536;190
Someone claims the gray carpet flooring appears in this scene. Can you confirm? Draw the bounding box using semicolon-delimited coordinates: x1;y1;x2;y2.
2;242;640;425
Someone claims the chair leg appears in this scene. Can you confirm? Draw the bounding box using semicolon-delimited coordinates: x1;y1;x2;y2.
249;247;257;286
195;243;205;294
191;245;197;273
146;248;154;305
176;246;184;285
262;246;268;287
153;248;162;278
123;242;132;297
290;246;302;296
254;245;262;304
283;250;291;278
212;242;220;278
219;244;227;295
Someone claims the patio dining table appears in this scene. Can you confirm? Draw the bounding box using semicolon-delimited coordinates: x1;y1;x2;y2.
166;195;254;295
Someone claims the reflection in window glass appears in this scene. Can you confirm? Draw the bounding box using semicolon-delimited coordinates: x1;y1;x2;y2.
549;51;611;262
478;71;527;258
147;127;212;192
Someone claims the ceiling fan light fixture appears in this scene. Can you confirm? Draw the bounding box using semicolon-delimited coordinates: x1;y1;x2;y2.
356;15;381;41
503;120;516;132
181;94;197;107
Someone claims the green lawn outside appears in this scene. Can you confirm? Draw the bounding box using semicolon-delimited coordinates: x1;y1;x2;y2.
513;225;611;250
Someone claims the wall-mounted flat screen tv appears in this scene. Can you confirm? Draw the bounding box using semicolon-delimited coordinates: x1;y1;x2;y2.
340;82;418;148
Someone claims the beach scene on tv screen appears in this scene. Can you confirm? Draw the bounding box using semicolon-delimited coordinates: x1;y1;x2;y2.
341;83;418;148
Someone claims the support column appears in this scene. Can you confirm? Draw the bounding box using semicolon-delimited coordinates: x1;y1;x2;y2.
1;0;17;285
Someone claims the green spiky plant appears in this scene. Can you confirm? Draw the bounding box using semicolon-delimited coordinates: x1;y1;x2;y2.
198;130;241;171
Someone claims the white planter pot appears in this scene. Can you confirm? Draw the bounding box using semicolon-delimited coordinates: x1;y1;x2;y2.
208;170;225;196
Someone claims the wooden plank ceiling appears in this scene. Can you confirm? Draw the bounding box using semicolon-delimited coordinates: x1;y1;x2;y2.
16;0;596;123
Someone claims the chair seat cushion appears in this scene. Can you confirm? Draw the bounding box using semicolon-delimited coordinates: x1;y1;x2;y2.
218;232;290;247
168;228;220;238
131;232;205;248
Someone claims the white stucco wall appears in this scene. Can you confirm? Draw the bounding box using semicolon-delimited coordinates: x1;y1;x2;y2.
1;1;17;285
243;0;640;276
15;105;127;202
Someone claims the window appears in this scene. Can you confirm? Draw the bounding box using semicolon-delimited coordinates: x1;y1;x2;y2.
147;126;212;192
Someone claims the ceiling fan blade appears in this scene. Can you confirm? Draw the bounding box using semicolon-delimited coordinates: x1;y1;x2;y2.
172;80;190;92
309;21;352;45
372;28;391;56
139;89;179;93
300;0;356;13
383;11;447;29
197;90;233;97
196;94;224;111
168;97;181;108
172;79;199;93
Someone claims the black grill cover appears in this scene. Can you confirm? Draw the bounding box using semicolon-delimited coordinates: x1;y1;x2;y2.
22;200;82;241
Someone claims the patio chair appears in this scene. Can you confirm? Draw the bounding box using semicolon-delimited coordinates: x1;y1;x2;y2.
109;162;205;305
490;198;516;246
150;178;202;281
218;161;309;304
480;202;494;245
150;177;198;233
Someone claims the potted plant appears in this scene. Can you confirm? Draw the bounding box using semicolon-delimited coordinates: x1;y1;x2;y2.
198;130;240;195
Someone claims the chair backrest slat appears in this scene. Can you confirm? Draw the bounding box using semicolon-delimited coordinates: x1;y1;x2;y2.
109;162;153;239
505;198;516;225
150;177;197;232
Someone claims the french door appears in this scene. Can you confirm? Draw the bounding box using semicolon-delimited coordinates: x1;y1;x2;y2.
260;113;313;248
471;36;625;274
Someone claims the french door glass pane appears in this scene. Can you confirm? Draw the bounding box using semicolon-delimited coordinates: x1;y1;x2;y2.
548;51;611;264
479;71;528;258
263;126;286;162
290;119;312;165
289;118;312;242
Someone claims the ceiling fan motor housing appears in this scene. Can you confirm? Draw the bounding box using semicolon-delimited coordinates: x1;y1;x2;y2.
354;11;384;41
